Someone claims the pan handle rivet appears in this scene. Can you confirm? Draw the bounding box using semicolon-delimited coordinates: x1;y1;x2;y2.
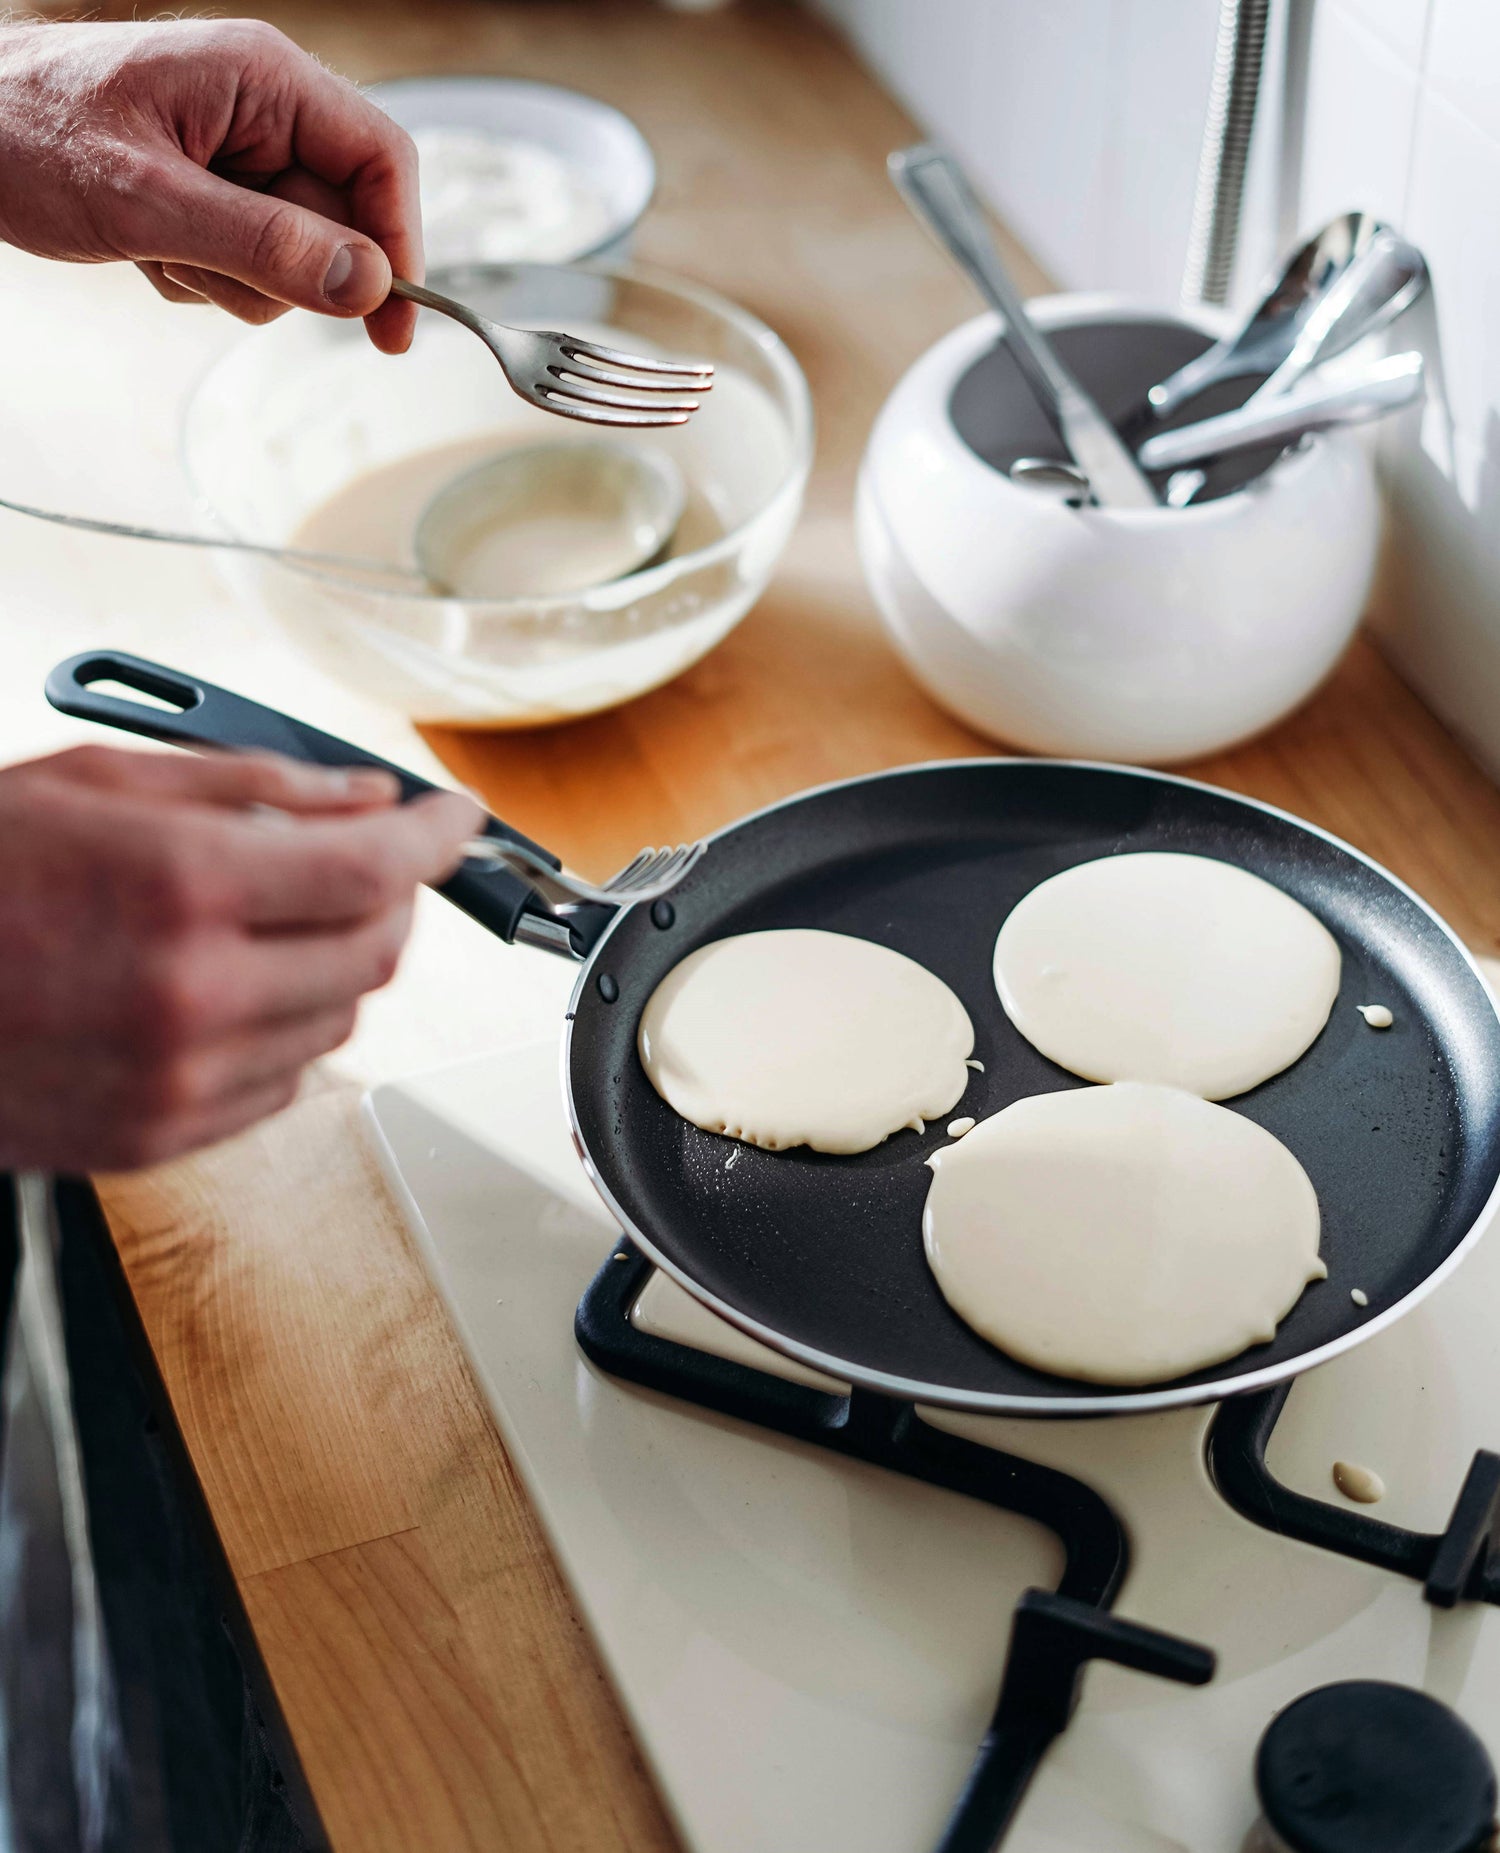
650;899;675;929
597;973;620;1004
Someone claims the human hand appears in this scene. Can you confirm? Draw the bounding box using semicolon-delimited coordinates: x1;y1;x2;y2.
0;17;420;351
0;745;480;1172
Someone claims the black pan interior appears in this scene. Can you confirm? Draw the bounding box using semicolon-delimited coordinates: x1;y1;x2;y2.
567;763;1500;1406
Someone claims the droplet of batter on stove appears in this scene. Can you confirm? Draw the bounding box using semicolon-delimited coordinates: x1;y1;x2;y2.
651;899;675;929
597;972;620;1003
1255;1680;1497;1853
1331;1459;1384;1503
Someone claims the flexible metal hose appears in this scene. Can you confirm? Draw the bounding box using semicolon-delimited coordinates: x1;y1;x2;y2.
1182;0;1272;306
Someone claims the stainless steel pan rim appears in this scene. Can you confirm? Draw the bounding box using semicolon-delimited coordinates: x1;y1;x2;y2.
561;754;1500;1418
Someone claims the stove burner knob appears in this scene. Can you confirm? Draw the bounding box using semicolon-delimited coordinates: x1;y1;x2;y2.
1254;1680;1497;1853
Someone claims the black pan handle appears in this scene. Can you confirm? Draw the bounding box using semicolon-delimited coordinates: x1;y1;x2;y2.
46;649;584;951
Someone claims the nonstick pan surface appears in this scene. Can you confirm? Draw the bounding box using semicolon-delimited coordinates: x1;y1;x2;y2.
566;758;1500;1414
47;654;1500;1416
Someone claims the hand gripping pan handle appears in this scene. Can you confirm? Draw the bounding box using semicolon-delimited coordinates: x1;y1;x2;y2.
46;650;581;952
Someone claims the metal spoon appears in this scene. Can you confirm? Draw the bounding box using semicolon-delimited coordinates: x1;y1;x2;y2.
1138;351;1425;472
1141;213;1423;421
890;144;1159;509
1251;226;1427;400
1009;457;1093;506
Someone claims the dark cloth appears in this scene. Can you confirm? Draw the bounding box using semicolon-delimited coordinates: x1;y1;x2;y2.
0;1176;323;1853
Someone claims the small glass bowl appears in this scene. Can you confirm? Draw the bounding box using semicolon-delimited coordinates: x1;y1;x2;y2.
180;263;813;726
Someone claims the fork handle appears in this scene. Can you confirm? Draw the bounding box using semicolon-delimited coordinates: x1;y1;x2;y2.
45;651;580;951
389;276;493;340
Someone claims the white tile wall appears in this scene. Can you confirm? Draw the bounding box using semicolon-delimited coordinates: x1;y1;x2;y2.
811;0;1227;303
1337;0;1430;63
1405;90;1500;456
1298;2;1420;233
815;0;1500;781
1337;0;1500;782
1424;0;1500;134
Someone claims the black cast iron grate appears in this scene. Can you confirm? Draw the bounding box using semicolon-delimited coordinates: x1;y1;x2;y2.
575;1243;1216;1853
577;1247;1500;1849
1207;1380;1500;1609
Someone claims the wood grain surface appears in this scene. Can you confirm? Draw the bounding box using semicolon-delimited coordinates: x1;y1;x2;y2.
71;0;1500;1847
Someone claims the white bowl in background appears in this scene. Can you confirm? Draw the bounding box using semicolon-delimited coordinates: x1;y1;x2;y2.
371;76;655;264
857;295;1381;765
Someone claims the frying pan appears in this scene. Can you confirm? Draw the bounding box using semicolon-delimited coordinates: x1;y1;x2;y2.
48;649;1500;1417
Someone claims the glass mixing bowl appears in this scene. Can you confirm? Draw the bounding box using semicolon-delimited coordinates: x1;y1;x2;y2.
180;263;812;725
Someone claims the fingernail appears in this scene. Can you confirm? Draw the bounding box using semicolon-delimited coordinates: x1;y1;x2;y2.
300;764;396;800
342;767;400;800
323;242;388;312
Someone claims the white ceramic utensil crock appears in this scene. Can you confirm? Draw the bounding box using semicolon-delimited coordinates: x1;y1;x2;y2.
857;295;1379;763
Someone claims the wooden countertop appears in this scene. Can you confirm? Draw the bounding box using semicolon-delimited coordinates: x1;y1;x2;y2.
75;1;1500;1848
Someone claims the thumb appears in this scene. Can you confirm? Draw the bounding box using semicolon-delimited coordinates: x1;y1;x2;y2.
138;159;392;317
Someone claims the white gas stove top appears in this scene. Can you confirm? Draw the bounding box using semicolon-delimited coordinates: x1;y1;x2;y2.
366;1037;1500;1853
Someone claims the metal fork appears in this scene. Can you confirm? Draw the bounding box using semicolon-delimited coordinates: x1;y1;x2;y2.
390;278;714;428
462;834;706;907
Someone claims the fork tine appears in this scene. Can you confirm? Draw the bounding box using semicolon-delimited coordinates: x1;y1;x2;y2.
534;393;691;429
575;842;703;903
552;351;716;395
605;848;659;889
547;371;702;415
549;362;703;407
558;338;715;381
625;843;704;892
600;841;708;900
648;848;690;884
468;835;705;907
623;851;676;890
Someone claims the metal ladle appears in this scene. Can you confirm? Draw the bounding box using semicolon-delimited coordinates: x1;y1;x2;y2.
413;441;686;600
0;439;686;597
0;492;433;587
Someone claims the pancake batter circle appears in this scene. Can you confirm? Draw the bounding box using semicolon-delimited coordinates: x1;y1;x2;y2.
638;928;974;1155
922;1082;1325;1385
992;852;1342;1099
